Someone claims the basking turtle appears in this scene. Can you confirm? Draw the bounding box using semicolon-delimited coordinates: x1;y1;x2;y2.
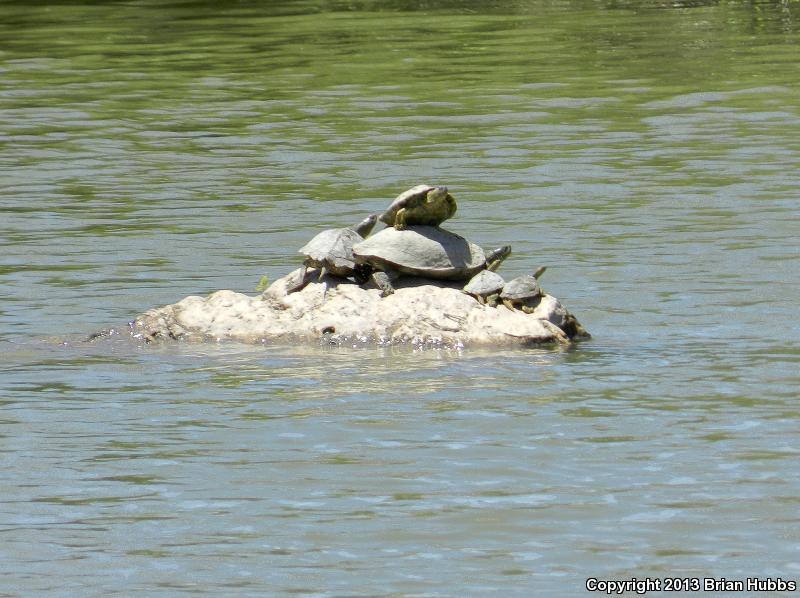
379;184;457;230
289;214;378;293
462;270;506;307
353;225;511;296
561;314;590;339
500;267;547;313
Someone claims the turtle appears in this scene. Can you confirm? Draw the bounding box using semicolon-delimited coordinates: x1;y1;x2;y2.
499;266;547;314
352;225;511;297
462;270;506;307
379;184;457;230
289;214;378;293
561;313;590;340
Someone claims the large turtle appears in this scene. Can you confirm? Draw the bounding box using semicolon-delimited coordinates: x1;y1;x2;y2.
462;270;506;307
352;225;511;296
500;267;547;313
288;214;378;293
379;184;457;230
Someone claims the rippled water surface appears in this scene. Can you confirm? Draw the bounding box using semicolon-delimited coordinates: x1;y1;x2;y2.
2;1;800;595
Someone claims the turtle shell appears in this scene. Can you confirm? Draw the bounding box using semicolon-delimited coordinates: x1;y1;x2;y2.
379;184;435;226
299;228;363;277
463;270;505;297
353;225;487;280
500;275;542;301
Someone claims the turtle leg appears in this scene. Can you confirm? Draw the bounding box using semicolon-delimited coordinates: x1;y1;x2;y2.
318;266;328;281
394;208;407;230
486;293;499;308
370;271;396;297
286;266;318;294
520;296;543;314
370;268;400;297
502;298;516;311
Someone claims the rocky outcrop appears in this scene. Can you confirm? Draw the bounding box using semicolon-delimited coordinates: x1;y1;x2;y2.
131;270;589;348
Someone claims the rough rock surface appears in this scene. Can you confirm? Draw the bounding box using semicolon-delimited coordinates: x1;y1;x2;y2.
131;270;589;348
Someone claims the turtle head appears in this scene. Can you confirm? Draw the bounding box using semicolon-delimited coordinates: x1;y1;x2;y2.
444;191;457;220
354;213;378;237
427;186;449;202
532;266;547;280
486;245;512;272
426;186;457;221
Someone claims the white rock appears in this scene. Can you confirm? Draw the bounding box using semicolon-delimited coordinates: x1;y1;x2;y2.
132;272;588;348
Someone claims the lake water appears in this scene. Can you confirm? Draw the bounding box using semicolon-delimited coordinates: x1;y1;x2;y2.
2;1;799;595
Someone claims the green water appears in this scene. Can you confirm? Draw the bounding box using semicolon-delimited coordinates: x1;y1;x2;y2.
2;1;800;596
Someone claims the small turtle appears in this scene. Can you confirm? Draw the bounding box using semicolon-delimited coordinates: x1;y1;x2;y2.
379;184;457;230
561;313;590;340
500;267;547;313
289;214;378;293
353;225;511;297
462;270;506;307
